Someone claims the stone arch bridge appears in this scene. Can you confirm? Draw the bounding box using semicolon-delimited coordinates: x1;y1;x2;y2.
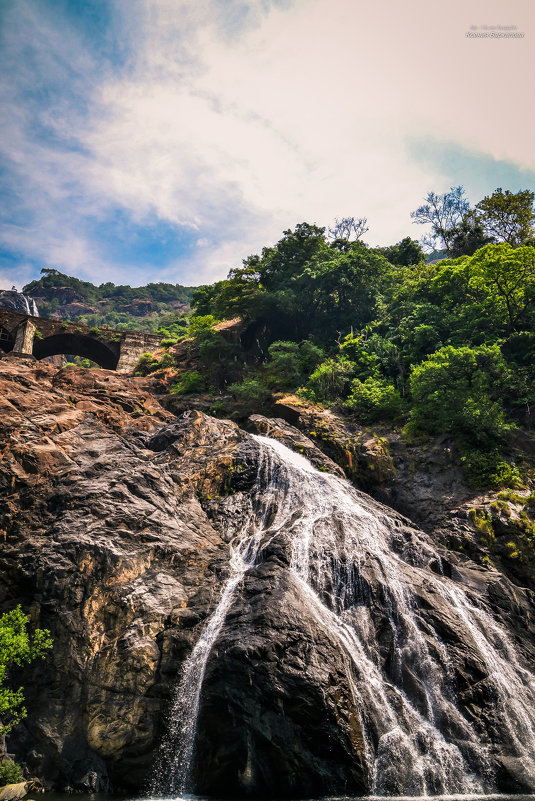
0;309;161;372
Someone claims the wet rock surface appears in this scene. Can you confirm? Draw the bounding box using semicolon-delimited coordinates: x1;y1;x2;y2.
248;414;345;478
195;561;368;798
1;360;535;796
0;291;38;317
271;395;535;590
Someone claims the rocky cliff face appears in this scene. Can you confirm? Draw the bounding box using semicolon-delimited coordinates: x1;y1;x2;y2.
0;291;38;317
1;357;535;796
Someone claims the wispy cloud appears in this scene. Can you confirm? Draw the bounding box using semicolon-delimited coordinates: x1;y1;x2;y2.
1;0;534;289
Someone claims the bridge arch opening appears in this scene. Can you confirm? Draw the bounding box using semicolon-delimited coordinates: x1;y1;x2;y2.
33;333;120;370
0;326;15;353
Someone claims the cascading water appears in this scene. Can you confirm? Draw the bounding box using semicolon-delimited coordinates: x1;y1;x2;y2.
0;290;39;316
152;434;535;796
24;293;39;317
151;444;274;795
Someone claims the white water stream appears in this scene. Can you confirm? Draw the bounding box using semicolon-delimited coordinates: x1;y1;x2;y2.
19;292;39;317
24;294;39;316
152;435;535;796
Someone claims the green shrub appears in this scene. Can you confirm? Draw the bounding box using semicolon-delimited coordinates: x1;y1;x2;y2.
71;356;98;369
187;314;219;336
266;340;324;390
134;352;160;376
344;376;403;422
409;344;513;446
134;351;175;375
461;448;523;489
0;606;52;740
468;508;494;540
339;333;380;379
228;377;271;408
489;460;523;489
160;338;177;348
208;400;226;416
158;352;175;370
303;357;355;403
170;370;207;395
0;760;23;786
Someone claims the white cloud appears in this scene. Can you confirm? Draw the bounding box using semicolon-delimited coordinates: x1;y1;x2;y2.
83;0;535;253
1;0;534;287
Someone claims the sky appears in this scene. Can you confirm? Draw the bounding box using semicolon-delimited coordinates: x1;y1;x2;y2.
1;0;534;291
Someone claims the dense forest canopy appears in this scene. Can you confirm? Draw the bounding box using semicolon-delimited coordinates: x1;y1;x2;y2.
22;268;194;332
187;187;535;487
23;268;194;305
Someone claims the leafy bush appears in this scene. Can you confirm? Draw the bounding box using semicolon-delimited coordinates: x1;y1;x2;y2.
70;356;98;369
461;448;523;489
409;344;513;446
134;352;175;376
266;340;324;389
207;400;226;417
303;358;355;403
187;314;219;336
0;760;23;786
158;352;175;370
344;376;403;422
134;353;160;376
228;377;271;408
339;333;380;379
185;319;241;389
0;606;52;738
170;370;207;395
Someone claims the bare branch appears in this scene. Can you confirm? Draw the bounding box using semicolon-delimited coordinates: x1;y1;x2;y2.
328;216;369;242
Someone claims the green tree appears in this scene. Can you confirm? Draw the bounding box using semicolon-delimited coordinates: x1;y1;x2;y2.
377;244;535;369
193;223;390;348
191;283;226;316
302;244;391;342
266;340;324;390
344;376;403;422
0;606;52;742
187;316;241;389
469;244;535;333
449;214;494;257
376;237;424;266
259;222;328;290
409;344;513;446
475;188;535;247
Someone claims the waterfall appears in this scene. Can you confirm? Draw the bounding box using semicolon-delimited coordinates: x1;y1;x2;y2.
28;295;39;317
0;290;39;316
21;292;39;316
151;434;535;796
151;444;275;794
